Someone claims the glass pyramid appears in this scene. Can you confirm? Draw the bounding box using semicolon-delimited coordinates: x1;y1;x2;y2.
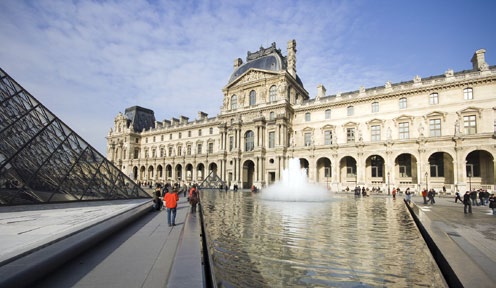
0;68;150;205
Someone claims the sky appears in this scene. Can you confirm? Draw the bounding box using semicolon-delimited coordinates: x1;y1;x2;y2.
1;0;495;154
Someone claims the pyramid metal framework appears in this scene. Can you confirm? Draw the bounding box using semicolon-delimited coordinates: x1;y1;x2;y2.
0;68;150;205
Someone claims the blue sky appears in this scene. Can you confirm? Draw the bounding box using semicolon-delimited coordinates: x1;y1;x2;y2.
1;0;495;154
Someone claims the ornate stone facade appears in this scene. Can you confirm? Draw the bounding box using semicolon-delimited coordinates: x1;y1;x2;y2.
107;40;496;193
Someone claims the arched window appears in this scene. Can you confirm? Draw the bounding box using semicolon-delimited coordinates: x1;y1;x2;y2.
249;90;256;106
269;85;277;102
231;95;237;110
399;97;407;109
245;130;254;151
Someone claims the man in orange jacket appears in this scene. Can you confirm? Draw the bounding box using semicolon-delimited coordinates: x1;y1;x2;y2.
164;188;179;226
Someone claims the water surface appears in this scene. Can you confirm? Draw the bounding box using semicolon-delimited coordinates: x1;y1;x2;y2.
201;192;446;287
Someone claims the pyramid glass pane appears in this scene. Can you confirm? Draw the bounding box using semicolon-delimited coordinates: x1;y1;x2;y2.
0;68;150;205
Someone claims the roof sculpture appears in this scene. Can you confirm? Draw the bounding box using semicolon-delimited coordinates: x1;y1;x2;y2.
0;68;150;205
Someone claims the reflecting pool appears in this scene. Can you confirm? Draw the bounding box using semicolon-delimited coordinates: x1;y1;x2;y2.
201;191;446;287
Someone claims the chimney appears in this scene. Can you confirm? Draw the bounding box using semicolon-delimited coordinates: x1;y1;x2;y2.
317;84;326;99
234;58;243;69
471;49;487;71
287;39;297;78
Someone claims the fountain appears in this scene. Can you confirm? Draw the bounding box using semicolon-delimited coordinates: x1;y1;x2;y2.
199;158;445;287
260;158;331;201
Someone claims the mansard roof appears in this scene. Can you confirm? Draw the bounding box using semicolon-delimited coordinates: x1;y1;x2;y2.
228;42;304;87
124;106;156;132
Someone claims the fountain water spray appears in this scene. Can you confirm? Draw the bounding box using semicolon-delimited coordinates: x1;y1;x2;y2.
260;158;331;201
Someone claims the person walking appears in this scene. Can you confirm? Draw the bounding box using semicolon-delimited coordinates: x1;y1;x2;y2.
181;182;188;198
454;191;463;203
463;191;472;214
404;189;411;205
189;185;199;212
489;194;496;215
470;190;478;206
164;188;179;226
421;189;428;204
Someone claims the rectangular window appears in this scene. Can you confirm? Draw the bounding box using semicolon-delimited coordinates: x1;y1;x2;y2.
346;128;355;143
305;113;311;122
187;145;192;155
152;149;156;158
399;98;407;109
168;147;173;156
463;115;477;134
324;130;332;145
178;132;182;139
429;119;441;137
198;129;202;136
209;127;213;134
371;102;379;113
188;131;191;137
325;109;331;119
371;125;381;141
169;134;172;140
464;88;473;100
160;148;164;157
177;146;182;156
134;148;139;159
197;144;202;154
229;136;234;151
304;132;312;146
347;106;354;116
208;143;214;153
144;149;149;158
268;131;275;148
429;93;439;105
399;122;409;139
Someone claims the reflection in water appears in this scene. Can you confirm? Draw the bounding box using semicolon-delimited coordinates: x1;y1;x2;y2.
201;192;446;287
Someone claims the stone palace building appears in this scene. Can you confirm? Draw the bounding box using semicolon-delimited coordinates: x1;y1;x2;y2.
107;40;496;193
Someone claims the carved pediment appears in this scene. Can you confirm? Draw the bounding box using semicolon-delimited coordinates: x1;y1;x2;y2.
457;106;483;118
424;111;447;121
321;124;335;131
343;121;358;128
366;118;385;127
393;114;414;126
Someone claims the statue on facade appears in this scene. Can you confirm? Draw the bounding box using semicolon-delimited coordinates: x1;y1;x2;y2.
418;123;424;137
387;127;392;140
454;119;460;136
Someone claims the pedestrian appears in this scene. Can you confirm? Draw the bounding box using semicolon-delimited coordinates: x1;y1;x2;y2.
463;191;472;214
181;182;188;198
489;194;496;215
454;191;463;203
189;185;199;212
478;190;486;206
429;189;436;204
470;190;478;206
404;188;411;204
422;189;428;204
152;188;163;211
164;188;179;226
392;187;396;200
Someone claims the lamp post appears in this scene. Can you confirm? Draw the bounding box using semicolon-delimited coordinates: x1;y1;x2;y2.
387;172;390;195
468;171;472;191
425;172;428;192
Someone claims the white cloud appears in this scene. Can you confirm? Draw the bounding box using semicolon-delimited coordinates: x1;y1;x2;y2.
1;0;495;154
